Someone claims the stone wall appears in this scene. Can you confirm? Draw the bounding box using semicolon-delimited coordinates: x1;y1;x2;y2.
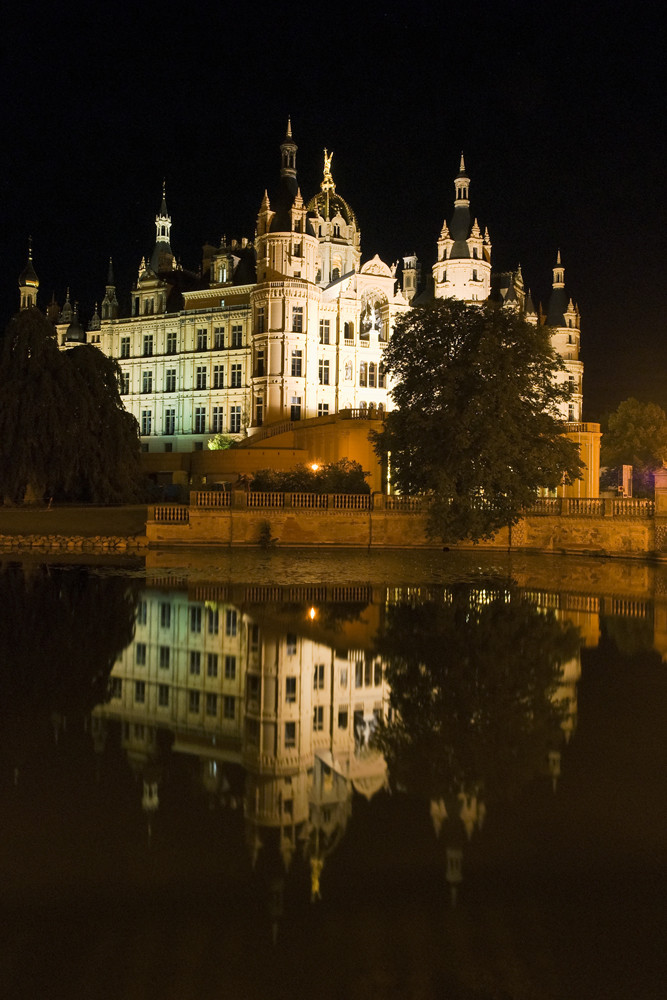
146;505;661;558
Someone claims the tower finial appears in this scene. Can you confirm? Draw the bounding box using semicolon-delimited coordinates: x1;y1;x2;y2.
459;151;465;173
556;248;562;265
321;148;335;193
286;116;292;139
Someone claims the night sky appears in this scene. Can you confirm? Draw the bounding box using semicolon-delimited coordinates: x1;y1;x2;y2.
2;2;664;421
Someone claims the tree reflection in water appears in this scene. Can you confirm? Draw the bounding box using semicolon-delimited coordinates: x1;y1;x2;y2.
0;562;138;768
373;580;581;825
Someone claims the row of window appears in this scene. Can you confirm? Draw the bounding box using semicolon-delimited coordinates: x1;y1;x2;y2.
128;680;236;718
124;363;244;396
289;351;385;387
120;326;244;359
137;604;237;635
140;405;242;436
134;645;238;678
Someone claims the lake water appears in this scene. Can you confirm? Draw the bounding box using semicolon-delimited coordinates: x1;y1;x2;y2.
2;550;666;1000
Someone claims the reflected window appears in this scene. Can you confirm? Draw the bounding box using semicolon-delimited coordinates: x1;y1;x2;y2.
313;706;324;732
190;650;201;675
137;601;147;626
190;607;202;635
158;684;169;707
339;666;348;687
159;603;171;629
159;646;170;670
286;633;297;655
136;643;147;666
207;608;219;635
110;677;122;699
135;681;145;704
286;677;297;703
285;721;296;748
225;655;236;679
314;663;325;690
338;709;348;730
188;690;200;713
223;695;235;720
225;609;237;637
206;693;217;717
207;653;218;678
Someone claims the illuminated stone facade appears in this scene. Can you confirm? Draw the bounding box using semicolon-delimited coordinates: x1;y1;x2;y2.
18;125;586;462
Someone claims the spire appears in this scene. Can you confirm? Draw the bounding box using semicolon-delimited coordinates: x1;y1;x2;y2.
280;119;298;186
552;250;565;288
151;182;173;272
546;250;569;326
449;153;472;247
102;257;119;320
18;236;39;309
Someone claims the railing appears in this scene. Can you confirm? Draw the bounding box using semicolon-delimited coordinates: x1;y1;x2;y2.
291;492;329;509
526;498;562;516
339;408;385;420
246;420;295;444
190;491;231;507
175;493;659;520
563;498;605;516
385;496;426;512
247;492;285;508
329;493;371;510
153;505;190;523
611;499;655;517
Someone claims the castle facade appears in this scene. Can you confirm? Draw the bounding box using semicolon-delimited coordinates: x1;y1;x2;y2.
18;122;588;473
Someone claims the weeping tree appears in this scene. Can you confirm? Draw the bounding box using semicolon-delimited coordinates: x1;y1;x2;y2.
0;309;143;503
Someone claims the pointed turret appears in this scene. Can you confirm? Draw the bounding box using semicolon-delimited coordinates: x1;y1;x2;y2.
280;117;297;188
546;249;569;326
101;256;119;320
150;180;174;273
18;238;39;309
60;288;73;324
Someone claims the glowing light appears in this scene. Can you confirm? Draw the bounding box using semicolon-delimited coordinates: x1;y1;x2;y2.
309;607;317;620
310;463;320;472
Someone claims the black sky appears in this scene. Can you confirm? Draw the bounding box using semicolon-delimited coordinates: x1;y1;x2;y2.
1;1;664;420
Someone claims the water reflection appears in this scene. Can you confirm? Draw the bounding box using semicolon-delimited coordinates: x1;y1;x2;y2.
3;558;667;998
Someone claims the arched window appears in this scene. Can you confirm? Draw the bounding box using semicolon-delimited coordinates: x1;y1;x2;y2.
332;267;340;280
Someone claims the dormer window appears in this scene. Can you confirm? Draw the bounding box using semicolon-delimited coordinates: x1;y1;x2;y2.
333;224;341;237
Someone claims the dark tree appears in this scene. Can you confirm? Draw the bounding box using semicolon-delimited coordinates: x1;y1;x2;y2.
600;397;667;496
0;309;143;503
372;300;583;541
250;458;370;494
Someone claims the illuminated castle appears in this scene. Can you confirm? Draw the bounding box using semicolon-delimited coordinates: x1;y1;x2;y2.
17;122;596;493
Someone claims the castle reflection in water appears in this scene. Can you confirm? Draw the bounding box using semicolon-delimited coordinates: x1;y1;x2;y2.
90;575;591;908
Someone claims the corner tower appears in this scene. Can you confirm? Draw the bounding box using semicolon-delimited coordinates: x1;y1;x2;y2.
433;154;492;302
545;251;583;422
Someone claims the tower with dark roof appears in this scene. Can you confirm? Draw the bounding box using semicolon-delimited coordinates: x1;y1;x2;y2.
150;182;174;274
101;257;119;320
18;239;39;310
545;251;583;422
433;155;492;302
